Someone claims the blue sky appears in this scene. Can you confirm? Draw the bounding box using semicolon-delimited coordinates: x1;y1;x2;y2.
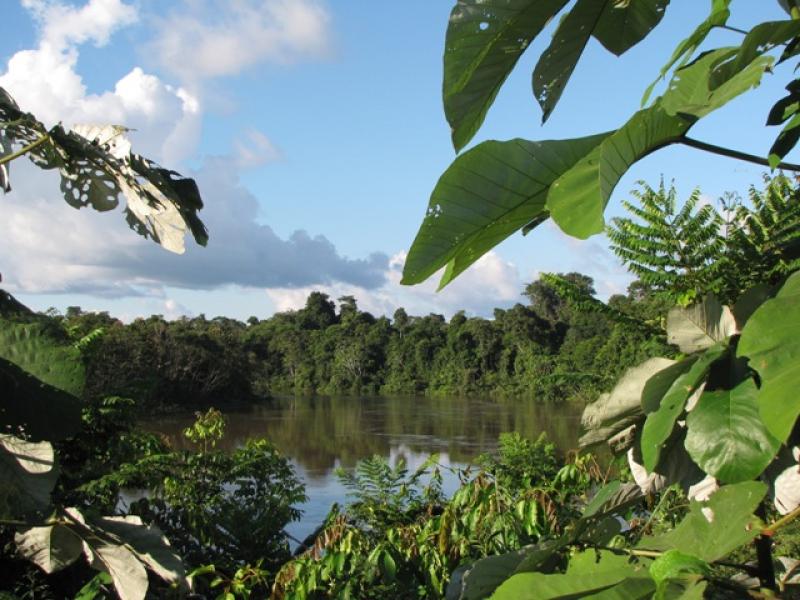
0;0;791;321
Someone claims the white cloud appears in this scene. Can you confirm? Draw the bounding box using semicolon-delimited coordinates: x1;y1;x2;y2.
234;129;281;169
266;250;525;319
22;0;138;51
1;1;199;165
146;0;332;82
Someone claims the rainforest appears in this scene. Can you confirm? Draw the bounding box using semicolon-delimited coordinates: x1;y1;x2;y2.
3;1;800;599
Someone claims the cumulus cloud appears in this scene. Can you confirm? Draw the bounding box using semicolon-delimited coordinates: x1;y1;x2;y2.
146;0;332;82
1;1;199;164
0;155;389;296
1;0;386;303
266;250;525;319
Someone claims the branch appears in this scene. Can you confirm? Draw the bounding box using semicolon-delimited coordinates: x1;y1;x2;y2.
0;134;50;166
679;137;800;172
762;504;800;537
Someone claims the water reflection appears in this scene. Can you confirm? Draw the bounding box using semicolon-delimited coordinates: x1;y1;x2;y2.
143;395;583;474
142;396;584;540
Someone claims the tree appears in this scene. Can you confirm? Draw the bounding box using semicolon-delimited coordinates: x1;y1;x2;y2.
607;180;724;304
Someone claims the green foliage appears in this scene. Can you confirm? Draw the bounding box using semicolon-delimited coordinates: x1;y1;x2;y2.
476;432;559;493
337;455;444;533
98;410;306;577
274;437;602;599
608;181;725;305
405;2;800;289
0;319;85;440
609;175;800;305
183;407;226;451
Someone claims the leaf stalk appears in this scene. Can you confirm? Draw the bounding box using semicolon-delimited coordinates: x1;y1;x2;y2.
0;134;50;166
679;137;800;172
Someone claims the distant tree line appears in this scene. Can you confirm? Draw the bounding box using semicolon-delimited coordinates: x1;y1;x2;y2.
44;276;668;411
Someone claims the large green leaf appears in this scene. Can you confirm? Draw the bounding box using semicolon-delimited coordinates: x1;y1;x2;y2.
401;134;610;288
709;20;800;91
443;0;569;152
642;0;732;105
0;435;57;518
660;48;774;120
449;548;528;600
579;357;675;448
492;549;651;599
649;550;710;586
592;0;670;57
0;320;84;397
685;379;780;483
546;106;693;238
0;357;83;442
641;344;728;471
737;271;800;443
0;320;84;440
637;481;766;562
666;295;736;354
533;0;610;123
14;524;83;574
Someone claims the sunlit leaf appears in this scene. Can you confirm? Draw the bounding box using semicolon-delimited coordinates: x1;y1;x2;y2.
0;435;57;518
666;295;735;354
637;481;766;562
641;0;732;105
443;0;569;152
89;515;185;585
660;48;773;120
14;524;83;574
492;549;652;599
737;271;800;442
546;105;692;238
401;134;610;288
685;379;780;483
580;357;675;447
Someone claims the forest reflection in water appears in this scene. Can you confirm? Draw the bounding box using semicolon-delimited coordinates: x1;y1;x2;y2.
141;396;584;540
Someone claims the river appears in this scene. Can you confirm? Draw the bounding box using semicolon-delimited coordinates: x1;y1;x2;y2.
141;395;584;543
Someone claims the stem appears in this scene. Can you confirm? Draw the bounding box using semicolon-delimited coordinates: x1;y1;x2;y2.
721;25;748;35
680;137;800;172
755;503;776;590
0;134;50;166
763;504;800;536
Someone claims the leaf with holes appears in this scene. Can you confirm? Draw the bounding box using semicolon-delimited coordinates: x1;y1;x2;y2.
642;0;732;105
401;133;609;288
443;0;569;152
737;271;800;443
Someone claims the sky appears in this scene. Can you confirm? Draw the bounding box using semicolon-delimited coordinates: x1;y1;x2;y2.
0;0;791;321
